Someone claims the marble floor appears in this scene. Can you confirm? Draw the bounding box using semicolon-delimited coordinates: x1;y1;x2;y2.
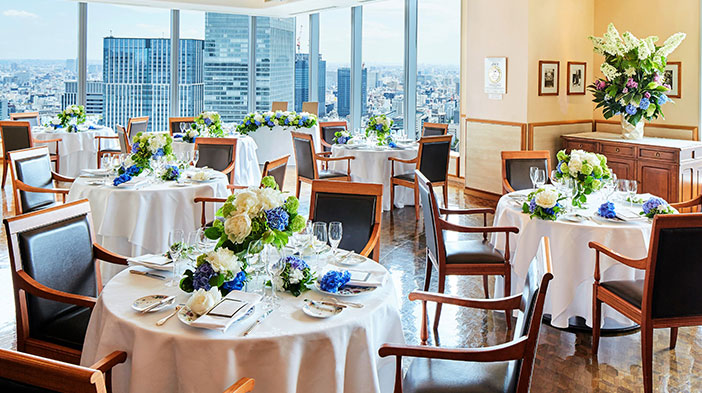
1;168;701;392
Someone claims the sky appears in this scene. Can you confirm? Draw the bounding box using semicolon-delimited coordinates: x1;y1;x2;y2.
0;0;459;66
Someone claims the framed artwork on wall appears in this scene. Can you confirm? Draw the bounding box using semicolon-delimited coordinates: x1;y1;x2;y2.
538;60;559;96
663;61;681;98
567;62;586;95
484;57;507;95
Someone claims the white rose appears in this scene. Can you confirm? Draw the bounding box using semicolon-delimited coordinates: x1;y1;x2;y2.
192;171;210;181
288;268;304;284
205;248;241;274
50;117;61;125
254;114;264;123
585;153;600;166
568;157;583;174
535;188;558;209
188;129;198;138
256;187;285;211
233;189;261;215
224;213;252;244
186;287;222;316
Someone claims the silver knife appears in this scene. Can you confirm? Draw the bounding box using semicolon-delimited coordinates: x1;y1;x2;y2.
130;270;166;280
140;295;176;314
242;307;275;337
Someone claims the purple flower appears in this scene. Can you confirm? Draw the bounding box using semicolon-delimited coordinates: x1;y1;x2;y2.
594;80;606;90
193;262;215;291
529;199;537;213
625;104;637;115
265;207;289;231
597;202;616;219
319;270;351;293
204;118;213;126
375;124;383;131
283;255;308;271
644;92;651;99
653;73;662;83
642;197;665;216
337;136;349;144
657;94;669;105
622;87;629;94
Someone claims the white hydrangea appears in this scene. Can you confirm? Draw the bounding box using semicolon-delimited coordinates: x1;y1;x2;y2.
256;186;286;211
288;268;304;284
600;63;620;80
622;31;639;52
205;248;242;274
535;187;558;209
624;67;636;77
254;113;264;123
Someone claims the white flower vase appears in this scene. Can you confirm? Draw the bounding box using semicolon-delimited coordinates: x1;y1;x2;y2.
621;116;644;140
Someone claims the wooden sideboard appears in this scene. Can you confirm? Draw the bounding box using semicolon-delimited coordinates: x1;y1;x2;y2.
561;132;702;203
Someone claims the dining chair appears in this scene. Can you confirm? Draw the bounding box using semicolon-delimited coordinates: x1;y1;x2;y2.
417;169;519;331
271;101;288;112
501;150;551;194
194;137;237;184
291;131;354;198
670;194;702;213
223;378;255;393
318;121;347;153
309;180;382;261
95;131;121;167
261;154;290;190
126;116;149;141
169;116;195;137
422;122;449;137
3;200;129;364
302;101;318;116
114;124;130;154
379;236;554;393
589;213;702;393
0;348;127;393
8;146;74;216
10;111;40;127
1;121;60;188
389;135;452;220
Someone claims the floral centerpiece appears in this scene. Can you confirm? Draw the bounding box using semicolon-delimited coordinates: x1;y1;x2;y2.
522;187;565;220
588;23;686;139
180;248;248;296
113;133;174;186
236;111;318;135
181;125;199;143
318;270;351;293
270;255;316;296
160;165;180;181
640;196;676;218
55;105;86;132
555;149;612;208
365;115;393;145
333;130;352;144
195;111;224;137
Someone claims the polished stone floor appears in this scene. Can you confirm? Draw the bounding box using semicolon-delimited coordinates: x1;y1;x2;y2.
1;169;701;392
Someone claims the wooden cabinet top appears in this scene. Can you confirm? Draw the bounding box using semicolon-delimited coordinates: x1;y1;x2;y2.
562;132;702;151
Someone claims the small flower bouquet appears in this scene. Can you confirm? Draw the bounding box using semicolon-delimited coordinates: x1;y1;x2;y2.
57;104;86;132
270;255;315;297
640;197;676;218
114;164;142;186
160;165;180;181
365;115;393;145
555;149;612;208
522;187;565;221
180;248;248;296
129;132;174;170
182;125;199;143
195;111;224;137
236;111;318;135
333;130;352;144
318;270;351;293
597;202;617;219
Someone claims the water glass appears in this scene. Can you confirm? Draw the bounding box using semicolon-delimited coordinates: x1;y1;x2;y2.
328;222;343;255
627;180;638;208
531;168;546;188
167;230;185;287
101;155;112;170
529;167;539;189
191;150;200;168
312;222;328;269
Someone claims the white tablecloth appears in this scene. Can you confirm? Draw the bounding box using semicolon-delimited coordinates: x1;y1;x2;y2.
491;191;651;328
67;173;230;282
33;126;118;177
81;257;404;393
329;144;417;211
172;136;261;187
248;125;320;165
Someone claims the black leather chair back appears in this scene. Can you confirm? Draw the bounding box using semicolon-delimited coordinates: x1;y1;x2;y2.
293;136;315;180
115;125;129;154
17;215;97;341
2;123;32;154
423;126;446;137
505;158;548;191
196;144;234;172
312;192;377;254
14;154;56;213
321;126;345;152
128;119;148;139
417;171;440;262
266;162;287;189
418;138;451;183
650;226;702;319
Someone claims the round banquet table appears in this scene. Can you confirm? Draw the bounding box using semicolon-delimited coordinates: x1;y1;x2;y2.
33;126;118;178
491;191;651;329
67;173;230;282
329;144;417;211
172;136;261;187
80;257;405;393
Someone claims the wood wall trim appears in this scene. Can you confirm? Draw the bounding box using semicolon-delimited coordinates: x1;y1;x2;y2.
527;119;594;150
464;118;528;150
594;119;698;141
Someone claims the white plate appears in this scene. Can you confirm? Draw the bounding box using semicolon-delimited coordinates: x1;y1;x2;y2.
85;179;105;186
560;213;587;223
131;295;176;313
592;214;628;224
314;281;376;297
334;252;366;266
177;304;255;327
302;299;343;318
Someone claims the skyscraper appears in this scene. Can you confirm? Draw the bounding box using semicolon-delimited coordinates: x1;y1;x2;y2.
61;81;104;118
294;53;326;116
337;67;367;118
103;37;204;132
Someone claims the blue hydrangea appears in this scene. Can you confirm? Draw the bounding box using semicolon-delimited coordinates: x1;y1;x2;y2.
246;119;251;125
319;270;351;293
113;174;131;186
265;207;289;231
267;121;275;127
125;165;141;176
284;118;290;125
301;115;308;122
284;255;309;271
222;271;247;293
375;124;383;131
276;112;283;118
162;165;180;181
255;120;261;126
597;202;616;219
204;118;213;126
657;94;669;105
388;141;398;148
131;142;140;153
639;97;650;110
556;160;564;174
154;148;165;157
625;104;637;115
193;262;215;291
337;136;349;144
642;197;665;216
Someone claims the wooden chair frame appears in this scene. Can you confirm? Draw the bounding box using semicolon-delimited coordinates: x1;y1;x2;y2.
1;121;60;188
168;116;196;137
318;121;348;151
670;194;702;213
500;150;552;194
261;154;290;189
389;135;452;220
422;122;449;137
589;213;702;393
301;101;318;116
0;348;127;393
194;137;238;184
291;131;354;198
379;237;553;393
10;111;40;123
223;377;255;393
309;180;382;261
3;200;128;364
8;147;75;215
271;101;288;112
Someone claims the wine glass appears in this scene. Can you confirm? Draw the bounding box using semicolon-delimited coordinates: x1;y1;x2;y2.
550;170;559;185
529;167;540;189
328;222;343;256
627;180;638;208
167;230;184;287
100;155;112;171
312;222;328;270
191;150;200;168
533;168;546;188
179;122;186;135
556;177;575;212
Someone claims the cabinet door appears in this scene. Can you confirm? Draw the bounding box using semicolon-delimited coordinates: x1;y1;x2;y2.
564;140;598;153
607;158;635;180
637;160;678;201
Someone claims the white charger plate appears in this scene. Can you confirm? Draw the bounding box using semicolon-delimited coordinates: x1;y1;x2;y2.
302;299;343;318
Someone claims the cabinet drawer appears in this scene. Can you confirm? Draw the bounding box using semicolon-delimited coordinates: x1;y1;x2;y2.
639;148;676;161
565;140;598;153
602;144;635;158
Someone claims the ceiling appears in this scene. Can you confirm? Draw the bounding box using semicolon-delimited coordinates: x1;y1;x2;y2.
74;0;387;17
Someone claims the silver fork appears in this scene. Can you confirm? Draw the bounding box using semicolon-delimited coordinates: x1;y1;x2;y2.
323;297;364;308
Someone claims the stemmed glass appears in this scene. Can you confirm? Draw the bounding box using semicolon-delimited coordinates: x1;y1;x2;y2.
167;230;185;287
602;173;618;202
328;222;343;256
191;150;200;168
556;177;576;212
312;222;328;270
530;167;546;189
179;122;187;135
627;180;638;208
266;246;285;304
617;179;637;207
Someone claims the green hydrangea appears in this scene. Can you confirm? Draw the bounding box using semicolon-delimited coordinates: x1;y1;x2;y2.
221;201;236;218
592;165;603;178
592;179;601;189
284;196;299;215
289;214;306;232
557;150;568;162
598;154;607;166
560;162;569;175
261;175;278;190
581;163;593;176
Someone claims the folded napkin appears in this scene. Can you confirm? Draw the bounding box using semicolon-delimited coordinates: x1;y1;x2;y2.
127;254;172;270
190;291;262;331
347;269;386;288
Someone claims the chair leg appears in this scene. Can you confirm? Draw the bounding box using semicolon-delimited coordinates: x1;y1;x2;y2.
296;179;301;198
504;272;512;330
482;275;489;298
1;159;7;188
442;183;448;208
433;273;446;333
414;184;420;221
592;285;601;355
423;255;432;292
641;322;654;393
670;327;678;350
389;183;395;212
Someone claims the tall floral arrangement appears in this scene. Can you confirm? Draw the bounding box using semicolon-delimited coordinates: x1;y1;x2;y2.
365;115;393;145
555;149;612;208
588;23;685;131
236;111;318;135
195;111;224;137
125;132;174;170
55;105;86;132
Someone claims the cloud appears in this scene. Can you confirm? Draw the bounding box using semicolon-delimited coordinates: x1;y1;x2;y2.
3;9;38;18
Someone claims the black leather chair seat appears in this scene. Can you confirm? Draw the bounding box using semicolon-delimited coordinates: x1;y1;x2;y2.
393;173;415;183
600;279;644;308
33;306;91;350
318;170;348;179
445;240;505;264
0;378;58;393
403;358;512;393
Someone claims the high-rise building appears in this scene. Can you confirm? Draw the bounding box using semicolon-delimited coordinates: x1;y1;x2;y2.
337;67;367;117
61;80;104;118
294;53;326;116
103;37;204;132
0;98;8;120
204;13;295;122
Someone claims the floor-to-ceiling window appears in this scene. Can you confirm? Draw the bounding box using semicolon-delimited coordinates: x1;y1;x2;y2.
179;10;206;117
256;17;296;113
320;8;351;122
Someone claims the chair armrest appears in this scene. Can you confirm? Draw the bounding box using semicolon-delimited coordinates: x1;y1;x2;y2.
438;207;495;216
51;171;75;183
33;138;62;144
226;184;248;191
588;242;647;270
388;156;418;164
15;180;69;195
670;195;702;210
438;218;519;235
93;244;128;266
320;139;334;149
502;179;516;194
94;136;119;140
378;337;527;362
359;223;381;259
223;378;255;393
408;291;522;311
89;351;127;373
16;271;96;309
315;154;355;162
318;151;333;156
194;197;227;203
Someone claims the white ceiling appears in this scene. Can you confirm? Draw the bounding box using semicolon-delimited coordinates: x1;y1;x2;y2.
74;0;388;17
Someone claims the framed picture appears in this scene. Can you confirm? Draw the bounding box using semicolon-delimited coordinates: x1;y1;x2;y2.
567;62;586;95
484;57;507;95
663;61;681;98
538;61;559;96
